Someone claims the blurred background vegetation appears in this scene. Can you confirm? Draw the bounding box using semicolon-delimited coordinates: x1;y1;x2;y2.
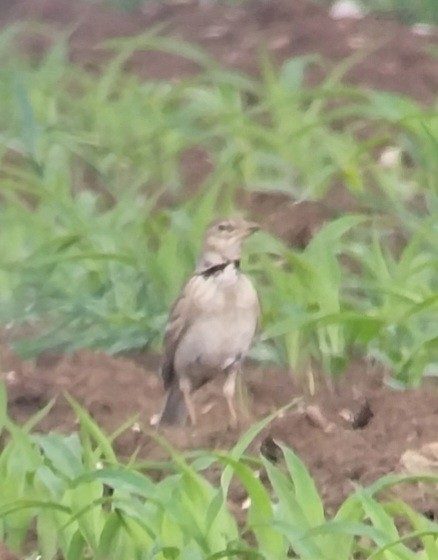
100;0;438;24
0;1;437;558
0;24;436;386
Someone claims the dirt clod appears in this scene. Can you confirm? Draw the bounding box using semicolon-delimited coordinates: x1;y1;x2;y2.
351;399;374;429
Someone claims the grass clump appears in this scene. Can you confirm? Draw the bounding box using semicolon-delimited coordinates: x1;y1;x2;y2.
1;382;438;559
0;28;437;385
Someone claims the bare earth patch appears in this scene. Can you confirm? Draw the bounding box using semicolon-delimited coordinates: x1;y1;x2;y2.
2;343;438;517
1;0;437;103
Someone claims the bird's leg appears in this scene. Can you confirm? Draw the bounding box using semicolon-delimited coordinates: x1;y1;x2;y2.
180;378;197;426
236;372;251;421
223;366;239;429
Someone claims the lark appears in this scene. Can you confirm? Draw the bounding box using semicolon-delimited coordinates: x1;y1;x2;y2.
158;217;260;427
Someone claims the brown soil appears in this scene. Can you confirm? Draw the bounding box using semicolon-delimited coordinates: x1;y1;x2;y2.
2;0;437;104
2;343;438;518
1;0;438;527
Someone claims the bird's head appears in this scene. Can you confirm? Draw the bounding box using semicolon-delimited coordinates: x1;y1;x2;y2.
196;217;259;272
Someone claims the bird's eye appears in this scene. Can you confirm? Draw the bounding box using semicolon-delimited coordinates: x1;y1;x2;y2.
218;223;229;231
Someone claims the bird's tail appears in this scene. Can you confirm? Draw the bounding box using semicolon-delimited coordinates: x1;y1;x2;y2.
159;381;187;425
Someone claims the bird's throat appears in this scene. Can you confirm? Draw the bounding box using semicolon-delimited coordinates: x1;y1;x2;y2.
200;260;240;278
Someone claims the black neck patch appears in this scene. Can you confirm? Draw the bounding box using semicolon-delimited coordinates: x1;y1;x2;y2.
200;260;240;278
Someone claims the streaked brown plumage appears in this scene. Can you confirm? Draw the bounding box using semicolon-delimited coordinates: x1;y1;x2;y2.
158;217;260;427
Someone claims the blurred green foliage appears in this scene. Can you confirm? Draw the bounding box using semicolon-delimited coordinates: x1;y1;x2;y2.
0;27;436;385
97;0;438;25
1;383;438;559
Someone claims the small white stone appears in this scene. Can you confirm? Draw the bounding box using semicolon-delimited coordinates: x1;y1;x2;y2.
379;146;401;169
339;408;354;422
132;421;142;432
330;0;364;20
411;23;435;37
241;497;251;510
5;370;17;383
149;415;160;427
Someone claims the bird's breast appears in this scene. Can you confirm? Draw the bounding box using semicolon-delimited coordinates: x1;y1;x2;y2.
174;270;259;374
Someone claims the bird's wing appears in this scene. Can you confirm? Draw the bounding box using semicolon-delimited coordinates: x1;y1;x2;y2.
160;275;200;389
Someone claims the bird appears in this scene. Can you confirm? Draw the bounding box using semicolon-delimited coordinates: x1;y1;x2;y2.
158;217;260;428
